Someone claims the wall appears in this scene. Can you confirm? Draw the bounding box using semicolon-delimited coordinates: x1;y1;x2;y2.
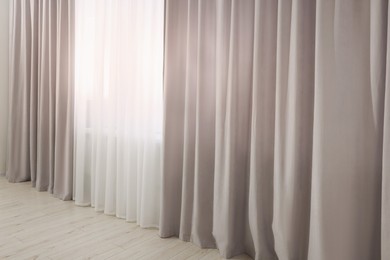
0;0;9;174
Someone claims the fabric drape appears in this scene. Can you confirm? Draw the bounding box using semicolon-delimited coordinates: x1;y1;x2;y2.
7;0;74;200
0;0;9;175
73;0;164;227
160;0;389;259
381;1;390;258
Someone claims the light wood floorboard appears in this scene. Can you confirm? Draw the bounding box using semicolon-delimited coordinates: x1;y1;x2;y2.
0;177;251;260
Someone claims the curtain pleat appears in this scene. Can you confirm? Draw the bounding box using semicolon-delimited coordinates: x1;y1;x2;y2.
382;2;390;259
7;0;74;200
213;0;257;257
246;0;278;258
273;0;316;258
161;0;390;259
308;1;384;259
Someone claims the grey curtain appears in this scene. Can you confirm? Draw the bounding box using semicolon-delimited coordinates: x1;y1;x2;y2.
7;0;74;200
160;0;390;259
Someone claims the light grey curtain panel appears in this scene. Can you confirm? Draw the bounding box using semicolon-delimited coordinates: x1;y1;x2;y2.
160;0;390;259
7;0;74;200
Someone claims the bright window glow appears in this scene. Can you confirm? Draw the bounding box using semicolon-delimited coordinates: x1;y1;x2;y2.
73;0;164;227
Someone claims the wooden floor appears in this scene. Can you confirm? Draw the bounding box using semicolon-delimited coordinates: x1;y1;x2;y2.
0;177;251;260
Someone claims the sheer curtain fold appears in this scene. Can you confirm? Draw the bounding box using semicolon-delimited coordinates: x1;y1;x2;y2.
7;0;74;200
161;0;390;259
74;0;164;227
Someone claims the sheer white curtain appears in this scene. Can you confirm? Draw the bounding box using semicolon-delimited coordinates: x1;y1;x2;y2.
0;0;9;175
74;0;164;227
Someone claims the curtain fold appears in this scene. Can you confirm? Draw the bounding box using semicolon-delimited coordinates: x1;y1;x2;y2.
308;1;385;259
7;0;74;200
0;0;9;175
161;0;390;259
273;0;316;258
382;2;390;259
73;0;164;228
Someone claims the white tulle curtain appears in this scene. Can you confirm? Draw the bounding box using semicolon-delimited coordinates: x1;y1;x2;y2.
73;0;164;227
